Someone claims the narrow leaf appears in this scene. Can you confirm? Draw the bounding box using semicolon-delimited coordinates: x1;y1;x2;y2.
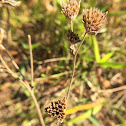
99;62;126;69
92;36;101;62
67;105;102;125
89;116;100;126
66;102;102;115
100;52;114;63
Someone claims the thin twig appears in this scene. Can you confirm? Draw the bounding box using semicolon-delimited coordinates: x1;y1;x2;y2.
0;44;19;68
26;85;45;126
0;44;25;79
0;54;18;78
6;7;11;43
0;52;45;126
0;54;27;87
99;86;126;93
116;93;126;107
109;90;126;105
67;32;87;103
37;57;71;65
28;35;34;88
27;35;45;125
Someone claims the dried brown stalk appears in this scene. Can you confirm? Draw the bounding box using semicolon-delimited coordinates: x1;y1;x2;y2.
109;90;126;105
0;0;22;44
66;31;87;103
0;39;45;126
7;7;11;43
37;57;71;65
67;8;107;103
28;35;34;88
0;44;25;79
99;86;126;93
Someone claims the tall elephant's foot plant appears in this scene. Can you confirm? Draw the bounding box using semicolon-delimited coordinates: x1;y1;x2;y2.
45;0;107;125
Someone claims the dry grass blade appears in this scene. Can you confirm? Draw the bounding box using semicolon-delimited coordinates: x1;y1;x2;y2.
6;7;11;43
0;31;45;125
109;90;126;105
0;55;18;79
99;86;126;93
0;44;25;79
37;57;71;64
115;93;126;107
28;35;34;88
0;52;45;126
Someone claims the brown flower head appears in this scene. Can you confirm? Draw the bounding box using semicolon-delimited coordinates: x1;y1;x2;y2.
45;97;66;123
61;0;81;20
66;30;80;44
82;8;107;35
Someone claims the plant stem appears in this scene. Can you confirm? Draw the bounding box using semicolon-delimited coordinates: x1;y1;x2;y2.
0;44;25;79
27;35;45;125
28;35;34;88
66;32;87;103
0;55;18;79
99;86;126;93
0;50;45;126
28;86;45;126
7;7;11;43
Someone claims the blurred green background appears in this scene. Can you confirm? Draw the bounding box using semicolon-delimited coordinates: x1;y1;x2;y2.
0;0;126;125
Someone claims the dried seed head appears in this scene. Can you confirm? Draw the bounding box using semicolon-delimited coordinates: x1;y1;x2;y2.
45;97;66;123
66;30;80;56
0;0;21;7
61;0;81;20
82;8;107;35
69;44;76;56
67;30;80;44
